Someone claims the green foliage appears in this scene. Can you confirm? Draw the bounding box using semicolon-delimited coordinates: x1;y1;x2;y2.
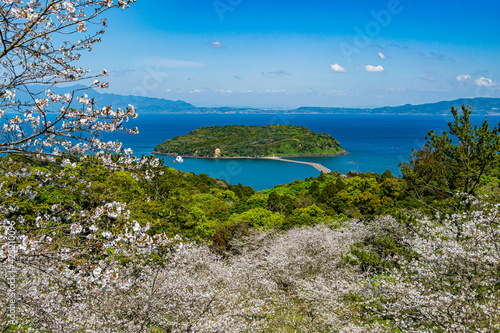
230;207;285;229
286;204;329;227
347;242;386;269
267;191;294;214
0;151;409;255
153;125;345;157
346;239;401;274
262;172;405;220
381;169;394;180
227;183;255;199
401;105;500;203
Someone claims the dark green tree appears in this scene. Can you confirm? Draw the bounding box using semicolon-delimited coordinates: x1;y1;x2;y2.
307;180;321;199
401;105;500;200
380;169;394;181
267;192;283;213
319;180;337;203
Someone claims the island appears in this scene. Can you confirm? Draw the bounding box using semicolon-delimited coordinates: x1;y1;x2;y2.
153;125;347;158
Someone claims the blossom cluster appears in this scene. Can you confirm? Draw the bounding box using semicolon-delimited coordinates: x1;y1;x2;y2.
1;0;137;160
353;198;500;332
1;218;370;332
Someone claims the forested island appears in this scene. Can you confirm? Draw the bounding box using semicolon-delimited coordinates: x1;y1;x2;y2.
153;125;346;158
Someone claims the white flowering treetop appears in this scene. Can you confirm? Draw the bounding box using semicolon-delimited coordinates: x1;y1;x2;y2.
353;196;500;331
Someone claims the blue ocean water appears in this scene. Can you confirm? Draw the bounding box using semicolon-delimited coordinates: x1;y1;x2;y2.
102;114;500;191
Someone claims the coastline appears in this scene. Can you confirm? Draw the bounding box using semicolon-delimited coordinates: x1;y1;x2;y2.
152;151;349;159
152;151;349;174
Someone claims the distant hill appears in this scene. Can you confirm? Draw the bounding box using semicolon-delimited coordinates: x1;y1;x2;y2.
47;86;263;113
290;98;500;115
153;125;346;158
22;85;500;114
37;85;198;113
93;93;196;113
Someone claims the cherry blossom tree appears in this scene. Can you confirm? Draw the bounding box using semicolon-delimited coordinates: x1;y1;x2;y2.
0;0;139;162
0;223;368;332
0;1;182;331
354;198;500;332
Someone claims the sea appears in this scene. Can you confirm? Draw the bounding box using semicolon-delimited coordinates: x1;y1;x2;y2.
101;113;500;191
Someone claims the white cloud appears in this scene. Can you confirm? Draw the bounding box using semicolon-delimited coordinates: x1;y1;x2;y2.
377;51;386;60
139;57;203;68
330;63;347;73
384;87;406;92
208;41;225;49
189;89;202;93
365;65;385;73
455;75;496;87
262;70;292;76
415;88;450;92
109;67;135;77
474;77;496;87
262;89;286;94
419;76;436;83
326;90;347;96
456;74;472;82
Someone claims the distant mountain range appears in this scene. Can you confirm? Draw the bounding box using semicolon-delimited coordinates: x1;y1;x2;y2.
28;85;500;115
290;98;500;115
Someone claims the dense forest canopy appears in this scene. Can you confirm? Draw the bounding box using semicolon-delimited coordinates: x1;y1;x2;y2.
153;125;346;157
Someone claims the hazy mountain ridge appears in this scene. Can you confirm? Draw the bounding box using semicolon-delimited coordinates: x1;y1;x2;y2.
28;85;500;114
291;98;500;115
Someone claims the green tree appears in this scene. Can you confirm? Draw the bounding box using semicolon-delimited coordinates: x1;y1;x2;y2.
287;204;328;227
308;180;321;199
401;105;500;200
231;207;284;229
380;169;394;181
267;191;283;212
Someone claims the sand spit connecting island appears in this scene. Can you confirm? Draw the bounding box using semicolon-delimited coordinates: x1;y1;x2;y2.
260;156;332;173
152;125;348;174
153;152;346;174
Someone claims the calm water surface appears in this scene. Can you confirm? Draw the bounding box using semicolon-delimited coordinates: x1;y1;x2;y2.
102;114;500;191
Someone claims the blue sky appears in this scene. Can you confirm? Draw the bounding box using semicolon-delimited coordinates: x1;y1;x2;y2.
82;0;500;108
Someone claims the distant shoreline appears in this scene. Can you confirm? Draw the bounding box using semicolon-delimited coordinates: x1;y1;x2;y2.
152;151;349;159
137;112;499;116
